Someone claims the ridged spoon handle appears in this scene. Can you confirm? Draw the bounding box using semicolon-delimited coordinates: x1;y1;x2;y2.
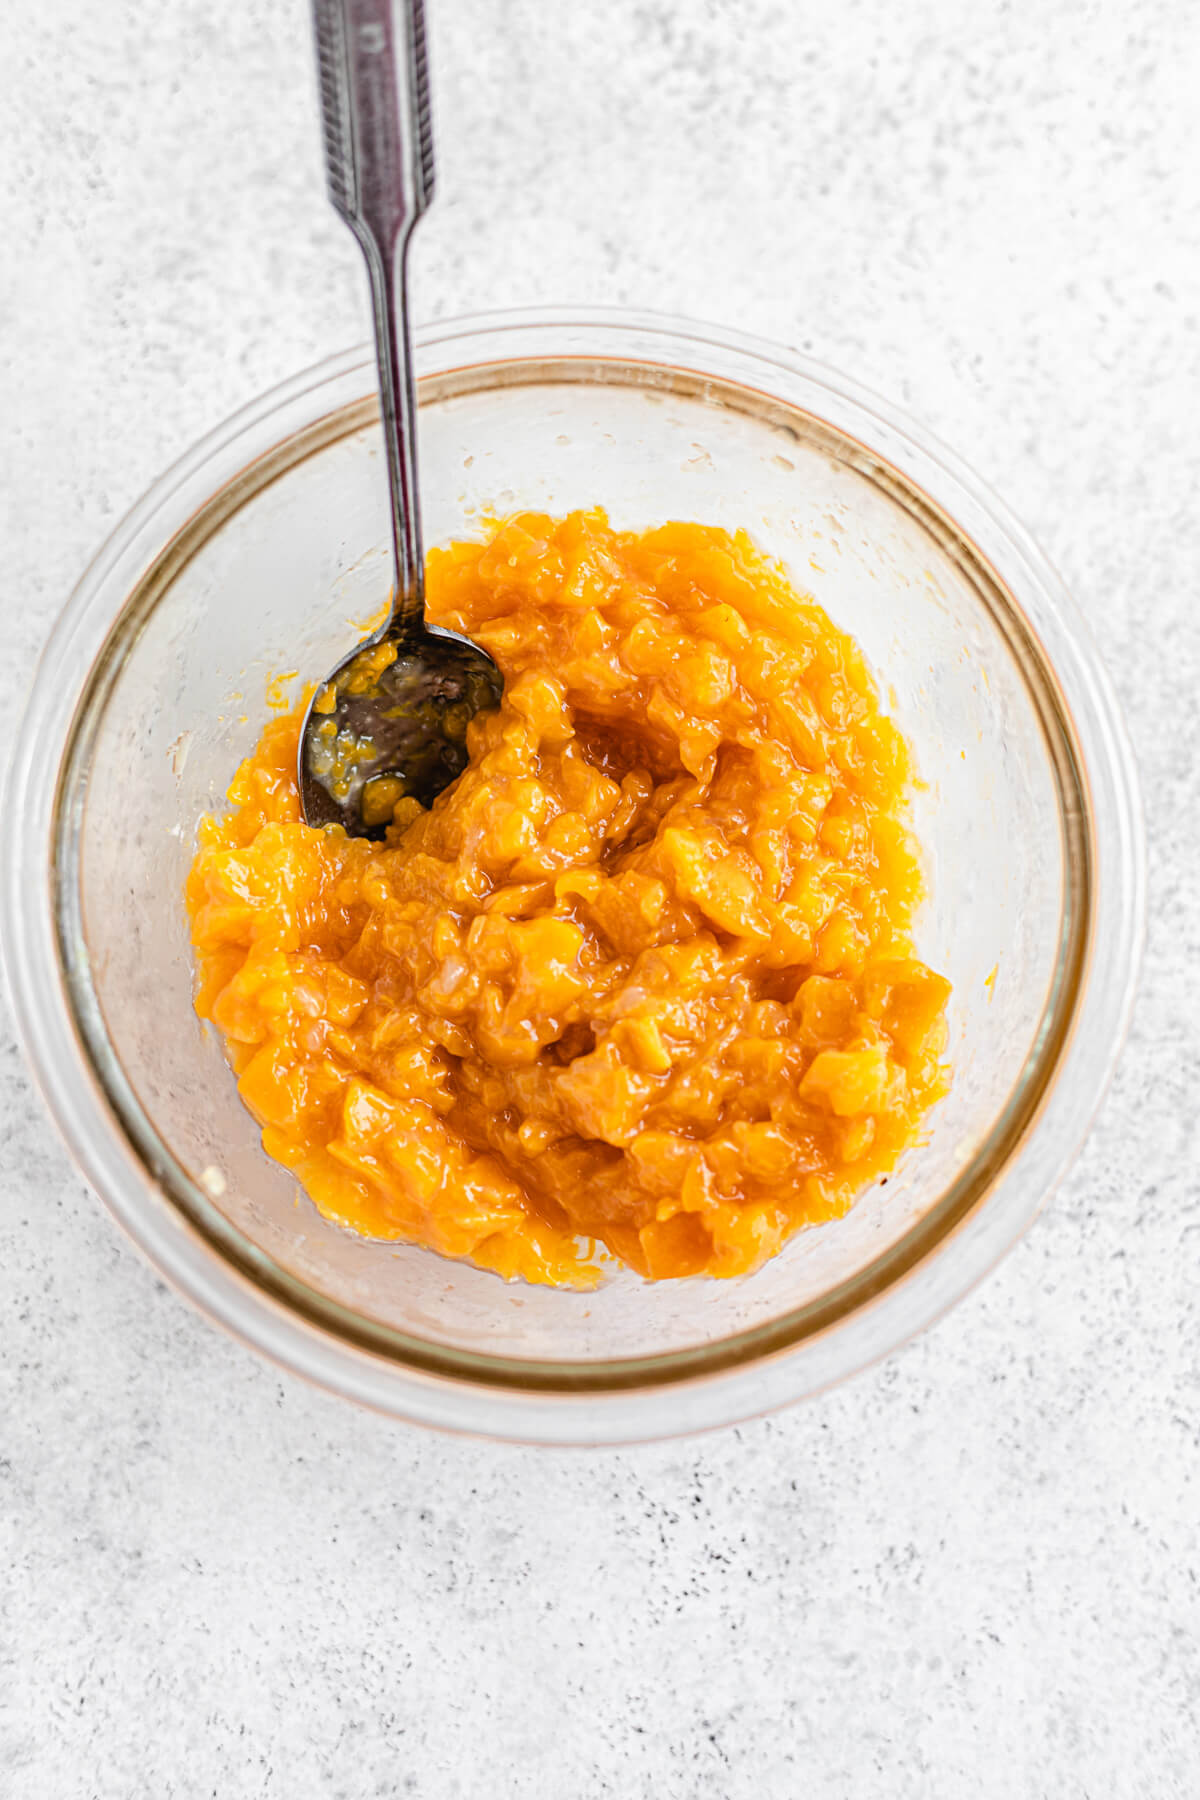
312;0;436;636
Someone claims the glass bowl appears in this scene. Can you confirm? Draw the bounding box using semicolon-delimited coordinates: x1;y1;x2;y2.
2;310;1144;1444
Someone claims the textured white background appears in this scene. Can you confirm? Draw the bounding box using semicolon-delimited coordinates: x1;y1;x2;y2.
2;1;1199;1794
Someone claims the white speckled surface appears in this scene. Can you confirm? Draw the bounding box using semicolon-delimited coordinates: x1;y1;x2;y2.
2;0;1198;1792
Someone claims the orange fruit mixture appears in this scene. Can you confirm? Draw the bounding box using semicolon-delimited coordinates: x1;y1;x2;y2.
186;512;950;1286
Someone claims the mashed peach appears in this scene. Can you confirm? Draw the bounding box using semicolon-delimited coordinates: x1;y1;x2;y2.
186;512;950;1286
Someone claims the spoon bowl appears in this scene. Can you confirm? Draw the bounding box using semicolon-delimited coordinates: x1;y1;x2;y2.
298;621;502;834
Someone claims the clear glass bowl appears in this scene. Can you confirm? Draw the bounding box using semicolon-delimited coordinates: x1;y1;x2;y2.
2;310;1144;1443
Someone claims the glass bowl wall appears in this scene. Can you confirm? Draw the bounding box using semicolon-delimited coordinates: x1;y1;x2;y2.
2;312;1144;1441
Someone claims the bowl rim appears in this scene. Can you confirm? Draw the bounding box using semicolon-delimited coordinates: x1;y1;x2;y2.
1;305;1146;1443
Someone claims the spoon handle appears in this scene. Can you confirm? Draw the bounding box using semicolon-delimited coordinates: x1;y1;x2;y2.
312;0;436;634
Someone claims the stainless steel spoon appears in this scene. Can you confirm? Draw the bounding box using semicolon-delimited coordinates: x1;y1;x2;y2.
300;0;502;836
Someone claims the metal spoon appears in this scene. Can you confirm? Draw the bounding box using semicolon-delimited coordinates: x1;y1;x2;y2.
300;0;502;836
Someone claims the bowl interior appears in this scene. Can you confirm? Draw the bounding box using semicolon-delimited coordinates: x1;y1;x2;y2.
62;357;1074;1367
